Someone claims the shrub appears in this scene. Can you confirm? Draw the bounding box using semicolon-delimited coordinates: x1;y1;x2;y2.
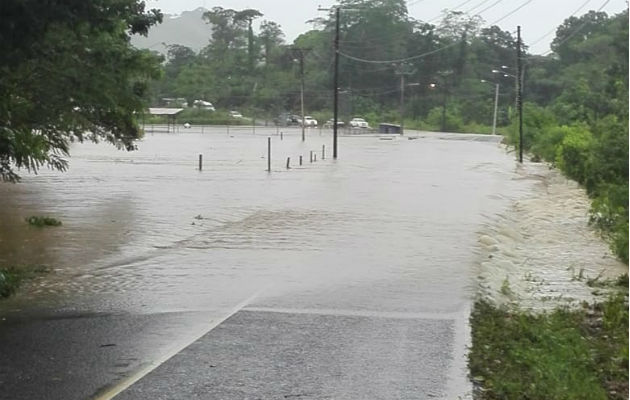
25;216;62;227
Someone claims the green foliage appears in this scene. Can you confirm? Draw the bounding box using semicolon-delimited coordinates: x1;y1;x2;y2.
469;298;628;399
25;216;62;227
0;268;22;298
0;265;49;298
425;106;464;132
555;126;593;184
0;0;163;182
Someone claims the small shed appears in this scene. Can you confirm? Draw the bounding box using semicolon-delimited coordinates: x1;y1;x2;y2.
379;123;401;134
146;108;184;133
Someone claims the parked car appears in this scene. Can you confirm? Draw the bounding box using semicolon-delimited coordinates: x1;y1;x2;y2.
288;114;301;125
350;117;369;128
229;110;243;118
193;100;215;111
324;119;345;128
300;116;318;127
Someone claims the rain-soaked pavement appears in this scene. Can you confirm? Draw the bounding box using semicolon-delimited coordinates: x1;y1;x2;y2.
0;126;609;399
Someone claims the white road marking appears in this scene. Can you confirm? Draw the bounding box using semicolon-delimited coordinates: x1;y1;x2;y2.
93;288;268;400
244;306;464;320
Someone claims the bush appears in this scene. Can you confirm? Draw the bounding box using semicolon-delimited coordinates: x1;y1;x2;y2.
25;216;62;227
425;106;464;132
555;125;593;184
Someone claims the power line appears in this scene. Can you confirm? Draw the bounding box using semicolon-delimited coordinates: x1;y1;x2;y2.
464;0;494;15
489;0;534;25
528;0;591;47
340;41;461;64
476;0;506;16
424;0;476;23
340;0;536;64
539;0;611;56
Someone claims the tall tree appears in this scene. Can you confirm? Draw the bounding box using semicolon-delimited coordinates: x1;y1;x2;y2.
0;0;162;182
234;9;264;70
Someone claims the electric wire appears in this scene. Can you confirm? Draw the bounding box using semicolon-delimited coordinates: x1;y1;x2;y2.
539;0;611;56
488;0;534;25
528;0;591;47
339;0;536;64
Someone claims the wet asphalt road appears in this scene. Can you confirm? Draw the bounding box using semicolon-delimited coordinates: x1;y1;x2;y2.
117;310;454;400
0;129;518;399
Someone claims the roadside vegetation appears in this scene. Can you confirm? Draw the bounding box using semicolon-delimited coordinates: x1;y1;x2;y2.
0;265;49;299
469;290;628;400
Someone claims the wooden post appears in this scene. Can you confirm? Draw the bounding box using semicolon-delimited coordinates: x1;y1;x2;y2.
286;157;290;169
280;131;283;141
198;154;203;171
322;145;325;160
267;137;271;172
299;155;303;166
310;151;313;163
314;154;317;162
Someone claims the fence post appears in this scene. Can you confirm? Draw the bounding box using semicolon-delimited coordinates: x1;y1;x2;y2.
198;154;203;171
267;137;271;172
286;157;290;169
322;145;326;160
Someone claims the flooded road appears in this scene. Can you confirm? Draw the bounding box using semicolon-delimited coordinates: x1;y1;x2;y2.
0;127;543;398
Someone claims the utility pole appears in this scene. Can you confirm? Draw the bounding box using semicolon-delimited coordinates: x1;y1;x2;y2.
516;26;523;163
492;83;499;135
394;63;414;135
333;6;340;159
318;5;362;158
291;47;311;142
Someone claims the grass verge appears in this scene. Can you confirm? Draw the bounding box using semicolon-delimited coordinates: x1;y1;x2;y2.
0;265;49;299
25;216;62;227
469;294;628;399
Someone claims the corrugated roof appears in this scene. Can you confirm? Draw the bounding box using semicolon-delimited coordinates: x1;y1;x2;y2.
148;108;184;115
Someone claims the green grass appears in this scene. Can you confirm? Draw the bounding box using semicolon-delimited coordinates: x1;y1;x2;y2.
0;265;49;298
469;294;628;399
25;216;62;227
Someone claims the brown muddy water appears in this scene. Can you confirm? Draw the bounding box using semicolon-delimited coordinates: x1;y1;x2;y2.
0;126;622;398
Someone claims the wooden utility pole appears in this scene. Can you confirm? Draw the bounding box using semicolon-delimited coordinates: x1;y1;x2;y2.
394;63;414;135
333;6;340;159
291;47;311;142
517;26;523;163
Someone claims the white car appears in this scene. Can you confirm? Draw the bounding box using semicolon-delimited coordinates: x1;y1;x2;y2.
300;116;318;127
193;100;215;111
324;119;345;128
229;110;243;118
350;118;369;128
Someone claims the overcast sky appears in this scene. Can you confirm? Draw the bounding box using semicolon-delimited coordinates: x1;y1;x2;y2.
145;0;628;54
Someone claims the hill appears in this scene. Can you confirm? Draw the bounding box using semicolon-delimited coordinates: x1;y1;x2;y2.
130;7;211;55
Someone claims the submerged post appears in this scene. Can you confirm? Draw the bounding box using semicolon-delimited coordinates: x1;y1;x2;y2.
299;155;303;165
322;145;326;160
310;151;313;163
267;137;271;172
198;154;203;171
286;157;291;169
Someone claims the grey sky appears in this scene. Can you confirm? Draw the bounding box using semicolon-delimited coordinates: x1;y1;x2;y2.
145;0;628;54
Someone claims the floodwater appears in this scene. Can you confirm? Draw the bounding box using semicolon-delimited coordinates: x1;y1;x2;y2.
0;126;622;398
0;126;521;314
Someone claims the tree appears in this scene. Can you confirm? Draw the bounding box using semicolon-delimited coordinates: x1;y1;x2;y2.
0;0;163;182
234;9;264;71
259;21;285;63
